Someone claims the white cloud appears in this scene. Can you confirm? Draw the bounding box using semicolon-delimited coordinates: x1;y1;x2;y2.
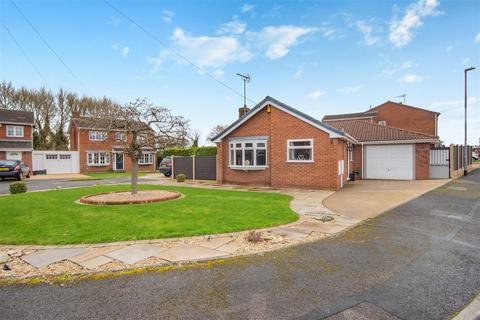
171;28;252;68
241;4;254;13
294;66;303;79
380;60;413;78
121;47;129;57
248;26;317;59
218;17;246;35
401;73;423;83
462;58;470;64
162;10;175;24
337;85;363;94
308;90;325;99
389;0;442;47
476;32;480;43
356;20;380;46
147;50;170;74
212;69;225;78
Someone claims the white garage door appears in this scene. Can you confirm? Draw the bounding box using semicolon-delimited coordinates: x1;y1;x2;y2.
32;151;79;174
365;144;414;180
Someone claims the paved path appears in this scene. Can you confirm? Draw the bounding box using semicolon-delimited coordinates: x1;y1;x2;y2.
1;170;479;319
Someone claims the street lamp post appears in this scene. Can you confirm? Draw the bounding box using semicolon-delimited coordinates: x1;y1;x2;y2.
464;66;476;176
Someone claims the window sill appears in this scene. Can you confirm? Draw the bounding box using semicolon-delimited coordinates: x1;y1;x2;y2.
229;166;268;171
138;163;153;165
286;160;314;163
87;164;110;167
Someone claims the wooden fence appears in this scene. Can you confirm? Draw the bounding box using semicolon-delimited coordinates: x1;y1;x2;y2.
171;156;216;180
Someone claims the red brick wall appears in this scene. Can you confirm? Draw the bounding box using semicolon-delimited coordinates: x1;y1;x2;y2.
0;151;4;160
0;151;32;169
0;124;33;140
76;129;155;173
371;102;438;136
415;143;430;180
352;145;363;179
217;105;348;190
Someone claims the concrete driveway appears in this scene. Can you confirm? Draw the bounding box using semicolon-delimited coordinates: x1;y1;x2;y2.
323;179;450;220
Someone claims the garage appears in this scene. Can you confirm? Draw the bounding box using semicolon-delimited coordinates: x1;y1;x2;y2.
32;151;79;174
364;144;414;180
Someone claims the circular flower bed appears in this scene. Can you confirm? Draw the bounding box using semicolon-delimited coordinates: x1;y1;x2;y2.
79;190;182;205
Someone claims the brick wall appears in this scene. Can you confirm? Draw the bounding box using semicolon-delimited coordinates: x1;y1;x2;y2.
415;143;430;179
371;102;438;136
352;145;363;179
217;105;348;190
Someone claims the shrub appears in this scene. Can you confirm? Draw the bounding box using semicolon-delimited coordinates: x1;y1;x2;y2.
176;174;186;182
161;146;217;158
10;182;27;194
245;230;263;243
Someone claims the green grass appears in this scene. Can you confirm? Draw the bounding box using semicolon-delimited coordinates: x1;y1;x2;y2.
0;185;297;245
83;171;150;179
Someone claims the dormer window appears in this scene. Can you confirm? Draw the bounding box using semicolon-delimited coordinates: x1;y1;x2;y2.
6;125;24;137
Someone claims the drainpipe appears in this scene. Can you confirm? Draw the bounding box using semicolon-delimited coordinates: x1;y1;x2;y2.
361;142;364;179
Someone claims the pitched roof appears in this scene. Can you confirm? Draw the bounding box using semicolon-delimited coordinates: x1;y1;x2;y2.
72;116;148;131
322;111;377;121
370;100;440;115
0;140;33;150
0;109;34;125
211;96;351;142
327;120;439;143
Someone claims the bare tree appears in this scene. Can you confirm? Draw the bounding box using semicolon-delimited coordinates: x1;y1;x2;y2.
0;81;16;109
207;124;227;142
190;129;201;147
100;98;190;194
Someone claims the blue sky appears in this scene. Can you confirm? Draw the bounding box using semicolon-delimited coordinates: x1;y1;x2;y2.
1;0;479;145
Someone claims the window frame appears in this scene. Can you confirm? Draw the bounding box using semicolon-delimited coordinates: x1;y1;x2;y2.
228;139;268;170
138;152;154;165
6;125;24;137
89;130;107;141
115;132;126;141
87;151;110;166
286;138;314;163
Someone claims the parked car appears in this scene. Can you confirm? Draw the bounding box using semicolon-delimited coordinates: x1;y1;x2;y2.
0;160;31;181
159;156;172;177
473;151;479;161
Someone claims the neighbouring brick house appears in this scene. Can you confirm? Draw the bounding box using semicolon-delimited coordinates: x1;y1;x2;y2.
69;111;156;173
212;96;440;190
0;109;34;168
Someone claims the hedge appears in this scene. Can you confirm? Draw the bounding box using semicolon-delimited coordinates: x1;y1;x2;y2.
161;146;217;157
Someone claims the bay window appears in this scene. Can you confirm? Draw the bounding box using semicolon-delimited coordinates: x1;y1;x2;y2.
87;152;110;166
229;139;267;169
287;139;313;162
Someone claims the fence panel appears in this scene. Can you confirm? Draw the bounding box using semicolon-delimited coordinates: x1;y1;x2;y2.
195;156;217;180
172;156;193;179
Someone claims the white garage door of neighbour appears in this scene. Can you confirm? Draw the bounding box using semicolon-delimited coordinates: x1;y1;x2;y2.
32;151;79;174
365;144;414;180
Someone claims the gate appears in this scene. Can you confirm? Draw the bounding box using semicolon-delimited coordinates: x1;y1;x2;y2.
172;156;216;180
429;147;449;179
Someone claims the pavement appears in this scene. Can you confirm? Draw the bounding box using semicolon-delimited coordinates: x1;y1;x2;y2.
0;169;479;319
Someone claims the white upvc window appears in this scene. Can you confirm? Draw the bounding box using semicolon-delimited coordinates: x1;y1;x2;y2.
6;125;24;137
87;152;110;166
229;139;267;169
347;144;353;162
287;139;314;162
138;153;153;165
89;131;107;141
115;132;126;141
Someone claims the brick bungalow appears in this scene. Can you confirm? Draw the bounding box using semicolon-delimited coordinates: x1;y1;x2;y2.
212;96;440;190
0;109;34;168
69;111;156;173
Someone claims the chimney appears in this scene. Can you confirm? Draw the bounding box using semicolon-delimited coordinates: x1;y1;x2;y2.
72;110;80;118
238;106;249;118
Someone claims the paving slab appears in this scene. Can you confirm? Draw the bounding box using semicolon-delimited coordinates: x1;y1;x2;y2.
331;215;361;227
22;248;88;268
156;245;229;262
77;256;113;270
270;227;311;240
197;237;234;249
105;244;167;265
216;242;242;254
447;186;468;191
295;222;349;234
69;246;124;263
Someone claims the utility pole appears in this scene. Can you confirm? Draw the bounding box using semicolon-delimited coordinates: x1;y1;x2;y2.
464;66;476;176
236;73;251;107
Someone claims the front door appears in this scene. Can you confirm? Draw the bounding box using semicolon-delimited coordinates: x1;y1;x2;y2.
114;153;124;171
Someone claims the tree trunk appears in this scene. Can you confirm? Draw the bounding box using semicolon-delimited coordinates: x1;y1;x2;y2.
131;157;138;195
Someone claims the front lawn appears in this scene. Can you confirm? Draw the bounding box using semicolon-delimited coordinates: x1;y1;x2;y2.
83;171;150;179
0;185;297;245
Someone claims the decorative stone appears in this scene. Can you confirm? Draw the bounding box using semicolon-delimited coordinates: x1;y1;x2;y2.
315;214;334;222
0;252;9;264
